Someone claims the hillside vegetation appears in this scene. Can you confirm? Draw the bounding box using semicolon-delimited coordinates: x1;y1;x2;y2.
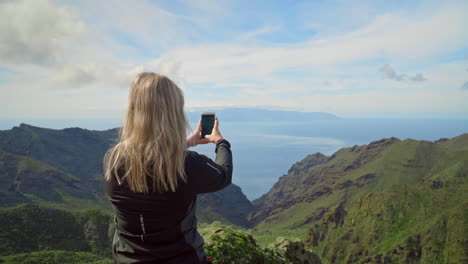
0;204;112;258
250;134;468;263
0;205;318;264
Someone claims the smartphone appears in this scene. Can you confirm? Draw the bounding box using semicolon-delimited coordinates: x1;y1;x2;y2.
201;112;215;139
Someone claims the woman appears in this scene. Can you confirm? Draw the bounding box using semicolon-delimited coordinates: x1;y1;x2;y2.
103;72;232;264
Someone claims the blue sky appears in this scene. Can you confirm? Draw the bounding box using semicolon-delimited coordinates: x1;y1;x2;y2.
0;0;467;119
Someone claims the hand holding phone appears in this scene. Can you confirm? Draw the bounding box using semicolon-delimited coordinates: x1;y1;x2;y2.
202;112;223;143
201;112;215;139
204;117;223;143
186;119;209;147
186;112;223;148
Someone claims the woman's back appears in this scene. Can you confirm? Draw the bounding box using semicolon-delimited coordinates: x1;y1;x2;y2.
105;142;232;264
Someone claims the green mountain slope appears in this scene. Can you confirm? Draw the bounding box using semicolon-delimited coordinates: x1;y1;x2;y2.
0;123;118;179
198;184;254;227
0;123;118;199
250;134;468;263
0;250;112;264
0;204;112;257
0;123;253;227
0;151;108;209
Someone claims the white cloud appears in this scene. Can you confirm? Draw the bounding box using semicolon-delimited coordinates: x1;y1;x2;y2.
66;0;194;51
50;65;97;88
0;0;85;65
175;0;230;30
379;64;426;82
128;4;467;91
0;0;467;118
462;82;468;90
240;25;281;40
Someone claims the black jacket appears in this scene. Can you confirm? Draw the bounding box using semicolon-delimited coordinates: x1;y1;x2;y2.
104;139;232;264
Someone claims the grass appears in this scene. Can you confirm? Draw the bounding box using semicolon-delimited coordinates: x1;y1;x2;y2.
0;250;112;264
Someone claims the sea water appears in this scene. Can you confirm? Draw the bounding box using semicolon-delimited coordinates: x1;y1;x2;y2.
191;118;468;200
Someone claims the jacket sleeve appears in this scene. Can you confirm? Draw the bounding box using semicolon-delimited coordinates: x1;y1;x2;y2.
188;139;233;194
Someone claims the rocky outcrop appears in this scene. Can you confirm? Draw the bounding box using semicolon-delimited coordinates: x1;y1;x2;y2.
306;202;347;247
287;153;330;175
268;237;322;264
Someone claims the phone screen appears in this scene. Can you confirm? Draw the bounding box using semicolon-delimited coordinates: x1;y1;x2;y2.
201;112;215;138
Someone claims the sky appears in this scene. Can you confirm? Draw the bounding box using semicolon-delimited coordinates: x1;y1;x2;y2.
1;0;467;120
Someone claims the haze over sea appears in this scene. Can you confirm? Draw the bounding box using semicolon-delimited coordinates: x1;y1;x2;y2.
2;116;467;200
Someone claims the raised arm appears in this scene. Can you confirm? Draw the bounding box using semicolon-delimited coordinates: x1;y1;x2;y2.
185;117;233;193
187;140;232;194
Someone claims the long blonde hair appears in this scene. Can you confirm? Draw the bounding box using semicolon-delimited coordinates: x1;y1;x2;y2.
104;72;187;193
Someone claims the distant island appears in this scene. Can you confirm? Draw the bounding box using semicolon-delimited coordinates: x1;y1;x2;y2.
0;108;340;131
186;108;341;122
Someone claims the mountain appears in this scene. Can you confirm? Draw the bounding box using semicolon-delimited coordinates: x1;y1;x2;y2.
0;123;118;178
186;108;340;122
198;184;254;227
249;134;468;263
0;123;253;227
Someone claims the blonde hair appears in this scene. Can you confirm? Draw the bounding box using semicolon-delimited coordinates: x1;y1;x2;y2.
104;72;187;193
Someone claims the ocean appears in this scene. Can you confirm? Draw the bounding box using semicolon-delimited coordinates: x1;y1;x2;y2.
191;118;468;200
2;118;468;200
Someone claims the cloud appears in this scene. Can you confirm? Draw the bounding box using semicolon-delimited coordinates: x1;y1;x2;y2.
0;0;85;65
462;81;468;90
379;64;426;82
0;0;467;118
175;0;230;30
69;0;193;51
0;0;201;89
240;25;281;40
50;65;97;89
409;73;426;82
145;4;466;90
2;0;464;90
379;64;401;80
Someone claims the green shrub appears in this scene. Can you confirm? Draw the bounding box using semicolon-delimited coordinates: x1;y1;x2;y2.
204;227;288;264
